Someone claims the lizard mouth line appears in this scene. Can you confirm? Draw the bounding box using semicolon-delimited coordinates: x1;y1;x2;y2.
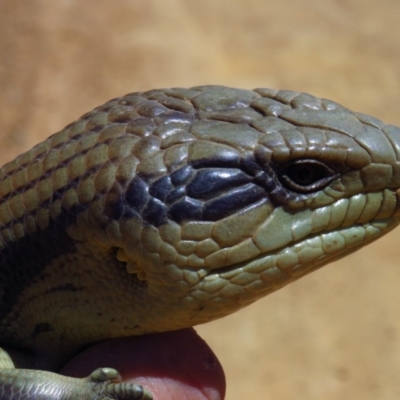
207;217;398;280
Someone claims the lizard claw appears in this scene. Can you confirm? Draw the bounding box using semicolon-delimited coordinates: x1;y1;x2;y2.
87;368;153;400
88;367;122;382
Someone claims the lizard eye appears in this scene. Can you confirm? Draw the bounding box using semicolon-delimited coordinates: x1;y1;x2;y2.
278;159;338;193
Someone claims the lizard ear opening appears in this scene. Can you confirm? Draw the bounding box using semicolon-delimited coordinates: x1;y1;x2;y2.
116;247;148;281
277;159;339;193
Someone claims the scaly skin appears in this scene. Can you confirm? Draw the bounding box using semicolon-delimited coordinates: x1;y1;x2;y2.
0;85;399;399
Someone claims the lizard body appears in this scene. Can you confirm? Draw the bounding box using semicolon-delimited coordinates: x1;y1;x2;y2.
0;85;399;399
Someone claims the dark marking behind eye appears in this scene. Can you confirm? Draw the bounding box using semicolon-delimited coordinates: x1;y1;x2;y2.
169;197;203;222
203;183;265;221
186;168;252;200
170;165;194;186
149;176;173;202
142;197;168;226
166;186;186;204
125;177;150;212
108;161;271;225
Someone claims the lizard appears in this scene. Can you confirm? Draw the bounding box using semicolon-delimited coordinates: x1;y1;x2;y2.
0;85;399;399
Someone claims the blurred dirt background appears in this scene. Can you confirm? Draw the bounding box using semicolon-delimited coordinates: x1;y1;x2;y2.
1;1;400;399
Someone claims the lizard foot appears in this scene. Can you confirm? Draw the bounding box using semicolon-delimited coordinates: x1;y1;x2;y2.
88;367;153;400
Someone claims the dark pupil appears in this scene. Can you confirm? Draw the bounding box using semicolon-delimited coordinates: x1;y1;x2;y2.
288;164;321;186
277;159;337;194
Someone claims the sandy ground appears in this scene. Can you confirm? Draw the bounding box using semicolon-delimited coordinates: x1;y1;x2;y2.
1;1;400;399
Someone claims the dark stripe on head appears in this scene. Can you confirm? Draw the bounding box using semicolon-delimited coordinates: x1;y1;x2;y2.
106;156;298;226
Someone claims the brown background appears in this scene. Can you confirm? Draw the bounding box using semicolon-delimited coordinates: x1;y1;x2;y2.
1;1;400;399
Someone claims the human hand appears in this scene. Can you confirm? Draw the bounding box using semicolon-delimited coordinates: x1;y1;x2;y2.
61;328;226;400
